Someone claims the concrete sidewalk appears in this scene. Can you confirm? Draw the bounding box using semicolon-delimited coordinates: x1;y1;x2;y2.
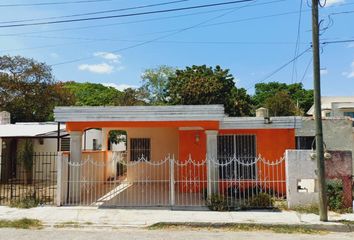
0;206;353;231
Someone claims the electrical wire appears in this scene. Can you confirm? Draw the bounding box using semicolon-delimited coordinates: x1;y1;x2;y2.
0;0;254;28
246;47;312;90
291;0;303;83
51;0;257;66
0;0;114;7
0;0;191;24
0;0;286;37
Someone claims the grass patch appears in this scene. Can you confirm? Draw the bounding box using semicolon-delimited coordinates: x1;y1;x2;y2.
54;221;94;228
54;221;81;228
0;218;42;229
148;223;327;234
291;204;319;215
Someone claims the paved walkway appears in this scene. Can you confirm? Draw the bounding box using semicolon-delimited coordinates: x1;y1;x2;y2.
0;206;353;230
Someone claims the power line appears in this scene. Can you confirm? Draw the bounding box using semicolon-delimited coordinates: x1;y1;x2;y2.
0;0;254;28
0;0;286;37
246;47;312;90
51;0;258;66
0;0;191;24
291;0;303;83
0;0;114;7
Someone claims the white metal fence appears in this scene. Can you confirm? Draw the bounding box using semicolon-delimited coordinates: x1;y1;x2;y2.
57;152;286;208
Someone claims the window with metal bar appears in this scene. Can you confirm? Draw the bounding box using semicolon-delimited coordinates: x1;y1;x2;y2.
295;136;315;150
130;138;151;161
217;135;256;179
60;138;70;151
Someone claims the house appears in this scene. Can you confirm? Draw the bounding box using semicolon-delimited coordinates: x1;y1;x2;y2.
306;96;354;118
0;111;103;205
54;105;301;208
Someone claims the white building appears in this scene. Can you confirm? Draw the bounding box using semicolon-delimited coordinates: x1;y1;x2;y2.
307;96;354;118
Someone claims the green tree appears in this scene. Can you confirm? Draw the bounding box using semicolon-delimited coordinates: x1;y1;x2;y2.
64;82;122;106
115;88;147;106
253;82;313;114
265;90;298;116
166;65;246;115
0;55;74;122
228;87;254;116
140;65;176;105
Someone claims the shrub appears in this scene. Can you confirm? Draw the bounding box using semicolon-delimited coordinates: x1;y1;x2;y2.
207;194;229;211
10;192;40;209
249;193;274;208
326;179;344;212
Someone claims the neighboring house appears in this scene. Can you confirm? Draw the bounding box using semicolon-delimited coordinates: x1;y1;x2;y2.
54;105;301;207
307;96;354;118
295;117;354;173
304;96;354;174
0;112;103;185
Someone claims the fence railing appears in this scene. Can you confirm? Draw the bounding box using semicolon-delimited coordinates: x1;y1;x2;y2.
0;152;57;205
58;152;285;209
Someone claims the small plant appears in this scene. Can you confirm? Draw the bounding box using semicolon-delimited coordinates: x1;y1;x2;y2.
18;139;34;184
10;194;40;209
207;194;229;211
249;193;274;208
326;179;344;212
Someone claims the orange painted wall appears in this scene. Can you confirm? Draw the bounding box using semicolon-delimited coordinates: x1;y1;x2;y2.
218;129;295;195
178;130;207;193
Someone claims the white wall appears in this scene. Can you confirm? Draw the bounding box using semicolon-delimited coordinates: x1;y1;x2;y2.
83;129;102;150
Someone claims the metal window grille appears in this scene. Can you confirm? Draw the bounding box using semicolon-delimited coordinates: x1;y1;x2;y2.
217;135;256;179
60;138;70;151
295;136;315;150
130;138;150;161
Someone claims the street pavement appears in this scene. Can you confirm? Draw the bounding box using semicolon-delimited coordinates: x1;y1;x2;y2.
0;206;353;231
0;228;354;240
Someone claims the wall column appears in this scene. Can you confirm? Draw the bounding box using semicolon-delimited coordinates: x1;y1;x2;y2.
69;131;82;203
205;130;218;198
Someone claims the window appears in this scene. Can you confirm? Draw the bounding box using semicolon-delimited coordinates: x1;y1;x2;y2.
92;139;98;150
344;112;354;118
295;136;315;150
60;138;70;151
217;135;256;179
130;138;151;161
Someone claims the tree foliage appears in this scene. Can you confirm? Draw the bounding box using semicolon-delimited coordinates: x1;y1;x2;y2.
0;55;74;122
140;65;176;105
264;90;299;116
253;82;313;114
64;82;122;106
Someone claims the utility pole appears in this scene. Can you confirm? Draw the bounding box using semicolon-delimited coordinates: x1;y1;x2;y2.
311;0;328;221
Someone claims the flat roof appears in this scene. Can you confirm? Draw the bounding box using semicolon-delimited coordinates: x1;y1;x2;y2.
54;105;226;122
0;123;65;138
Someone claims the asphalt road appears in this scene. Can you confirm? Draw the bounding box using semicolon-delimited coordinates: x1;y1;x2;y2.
0;228;353;240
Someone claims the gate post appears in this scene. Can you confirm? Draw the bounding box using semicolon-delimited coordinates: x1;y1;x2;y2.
205;130;218;198
69;131;82;204
169;155;175;206
56;152;62;206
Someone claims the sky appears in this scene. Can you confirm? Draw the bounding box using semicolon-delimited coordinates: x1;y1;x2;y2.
0;0;353;95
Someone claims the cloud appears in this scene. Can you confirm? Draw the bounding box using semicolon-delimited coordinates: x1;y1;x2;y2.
320;69;328;75
342;61;354;78
102;83;138;91
325;0;345;7
78;63;114;74
94;52;121;63
50;53;59;58
348;43;354;48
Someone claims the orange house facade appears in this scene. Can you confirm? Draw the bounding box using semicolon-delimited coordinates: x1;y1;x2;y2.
55;105;300;208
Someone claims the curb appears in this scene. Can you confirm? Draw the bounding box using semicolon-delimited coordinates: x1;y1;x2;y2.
147;222;354;233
